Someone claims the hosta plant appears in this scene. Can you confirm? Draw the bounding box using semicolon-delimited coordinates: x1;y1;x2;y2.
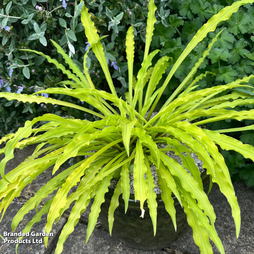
1;0;254;253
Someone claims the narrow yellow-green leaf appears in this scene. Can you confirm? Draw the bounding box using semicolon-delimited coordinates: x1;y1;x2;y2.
0;92;103;118
82;46;116;115
142;88;161;119
53;125;121;173
151;126;216;176
162;30;224;109
0;133;15;146
86;174;113;242
181;187;225;254
143;0;157;60
35;88;111;116
108;180;122;235
0;159;55;221
174;121;232;185
181;199;214;254
83;46;95;89
144;56;169;107
213;165;241;238
212;98;254;111
168;138;203;189
55;156;112;224
195;109;254;126
81;5;117;96
196;92;249;110
156;162;177;230
50;40;90;88
133;140;148;212
12;160;84;231
57;80;81;88
55;188;92;254
216;124;254;133
132;49;160;109
120;163;130;213
133;127;160;168
0;119;36;182
147;83;251;128
20;49;84;88
126;26;135;106
204;129;254;162
45;139;122;245
180;71;215;96
160;151;216;224
168;108;229;125
121;119;136;156
145;157;157;236
0;145;64;197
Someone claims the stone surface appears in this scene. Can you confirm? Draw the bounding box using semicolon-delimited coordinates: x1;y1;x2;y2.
168;182;254;254
0;202;66;254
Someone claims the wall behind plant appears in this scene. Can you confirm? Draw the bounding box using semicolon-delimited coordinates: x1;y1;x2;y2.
1;0;254;185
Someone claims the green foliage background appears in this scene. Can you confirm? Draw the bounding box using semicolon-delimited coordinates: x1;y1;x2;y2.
1;0;254;185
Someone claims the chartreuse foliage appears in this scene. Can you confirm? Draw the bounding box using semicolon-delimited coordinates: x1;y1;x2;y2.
1;1;254;253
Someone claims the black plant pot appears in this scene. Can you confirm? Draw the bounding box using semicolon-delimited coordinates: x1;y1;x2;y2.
100;172;210;250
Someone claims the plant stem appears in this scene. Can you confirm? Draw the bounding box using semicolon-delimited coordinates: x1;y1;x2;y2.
0;14;22;19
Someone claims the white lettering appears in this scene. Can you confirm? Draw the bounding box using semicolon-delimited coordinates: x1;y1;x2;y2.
32;238;43;243
3;238;9;243
30;231;53;237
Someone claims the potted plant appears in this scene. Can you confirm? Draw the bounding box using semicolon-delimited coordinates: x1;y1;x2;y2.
1;0;254;253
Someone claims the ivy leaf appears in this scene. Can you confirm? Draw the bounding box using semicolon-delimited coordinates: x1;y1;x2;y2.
227;11;252;35
190;1;211;21
208;48;232;64
208;4;224;16
169;14;184;28
161;38;182;56
240;131;254;146
239;166;254;187
235;59;253;75
247;7;254;33
245;53;254;61
213;30;235;50
179;2;194;19
229;39;249;64
216;66;238;83
154;23;175;45
182;19;203;43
